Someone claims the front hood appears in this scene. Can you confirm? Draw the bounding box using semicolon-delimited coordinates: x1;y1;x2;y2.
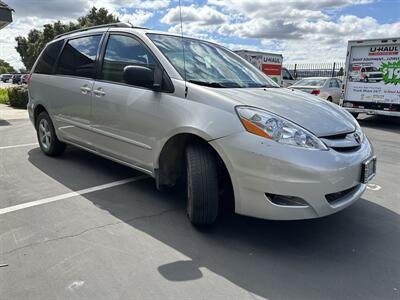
212;87;356;137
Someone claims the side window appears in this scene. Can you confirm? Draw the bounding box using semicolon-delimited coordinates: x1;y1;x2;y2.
56;35;102;78
101;34;156;84
34;40;64;75
330;79;340;88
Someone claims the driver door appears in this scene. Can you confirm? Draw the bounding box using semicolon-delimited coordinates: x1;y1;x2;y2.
90;33;163;172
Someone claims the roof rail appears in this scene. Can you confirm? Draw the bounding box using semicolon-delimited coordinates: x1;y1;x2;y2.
54;22;145;39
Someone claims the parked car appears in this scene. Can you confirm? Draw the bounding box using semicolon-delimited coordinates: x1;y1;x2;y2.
0;73;12;82
28;23;375;226
21;74;30;84
289;77;342;104
11;73;23;84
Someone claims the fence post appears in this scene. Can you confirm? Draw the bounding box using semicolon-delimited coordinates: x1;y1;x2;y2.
332;62;336;77
294;64;297;79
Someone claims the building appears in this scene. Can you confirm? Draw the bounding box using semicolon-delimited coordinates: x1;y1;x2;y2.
0;1;13;29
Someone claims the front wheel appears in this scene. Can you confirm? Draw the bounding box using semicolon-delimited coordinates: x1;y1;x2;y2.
185;143;219;226
36;111;66;156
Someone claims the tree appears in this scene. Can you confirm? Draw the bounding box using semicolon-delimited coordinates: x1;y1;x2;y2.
0;59;16;74
15;7;119;70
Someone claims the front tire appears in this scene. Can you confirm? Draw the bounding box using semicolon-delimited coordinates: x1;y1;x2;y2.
36;111;66;156
185;143;219;226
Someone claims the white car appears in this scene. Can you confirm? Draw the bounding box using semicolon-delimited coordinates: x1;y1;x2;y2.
289;77;342;104
28;23;375;225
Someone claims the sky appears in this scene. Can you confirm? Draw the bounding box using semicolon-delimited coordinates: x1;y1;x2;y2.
0;0;399;70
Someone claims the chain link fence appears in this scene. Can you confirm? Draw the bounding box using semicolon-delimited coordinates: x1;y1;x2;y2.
284;62;346;81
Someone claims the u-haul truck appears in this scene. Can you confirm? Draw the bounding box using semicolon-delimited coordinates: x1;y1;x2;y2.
341;38;400;117
234;50;284;85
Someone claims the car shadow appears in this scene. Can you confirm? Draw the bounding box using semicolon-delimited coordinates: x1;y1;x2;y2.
0;119;10;126
27;147;399;300
358;115;400;133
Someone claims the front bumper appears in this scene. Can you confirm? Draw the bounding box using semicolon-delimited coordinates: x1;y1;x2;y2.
210;132;374;220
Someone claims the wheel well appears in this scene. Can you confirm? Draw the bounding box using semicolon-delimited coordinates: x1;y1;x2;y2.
34;105;47;128
157;133;234;208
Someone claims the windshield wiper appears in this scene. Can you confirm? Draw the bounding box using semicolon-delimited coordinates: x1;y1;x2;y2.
188;80;227;88
250;84;279;88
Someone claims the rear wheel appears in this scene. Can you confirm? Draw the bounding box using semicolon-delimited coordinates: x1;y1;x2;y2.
327;96;333;102
36;111;66;156
185;143;219;226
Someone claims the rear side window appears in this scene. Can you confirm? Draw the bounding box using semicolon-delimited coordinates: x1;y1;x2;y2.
34;40;64;74
329;79;340;88
101;34;156;84
56;35;102;78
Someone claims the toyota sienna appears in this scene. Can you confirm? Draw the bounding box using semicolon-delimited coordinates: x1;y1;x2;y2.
28;23;376;225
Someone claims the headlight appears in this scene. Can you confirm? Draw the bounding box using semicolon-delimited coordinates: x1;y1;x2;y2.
236;106;328;150
354;121;365;143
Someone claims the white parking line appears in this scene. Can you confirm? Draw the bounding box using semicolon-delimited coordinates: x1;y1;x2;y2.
0;143;38;150
0;175;149;215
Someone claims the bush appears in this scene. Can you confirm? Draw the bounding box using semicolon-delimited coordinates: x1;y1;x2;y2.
0;88;9;105
7;86;28;109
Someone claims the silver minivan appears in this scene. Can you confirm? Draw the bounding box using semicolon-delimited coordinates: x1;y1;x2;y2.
28;23;376;225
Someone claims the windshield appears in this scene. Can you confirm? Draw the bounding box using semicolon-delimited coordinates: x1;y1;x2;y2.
293;78;327;87
364;67;378;72
148;34;279;88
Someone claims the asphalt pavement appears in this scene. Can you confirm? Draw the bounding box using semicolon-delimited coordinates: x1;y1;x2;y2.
0;114;399;300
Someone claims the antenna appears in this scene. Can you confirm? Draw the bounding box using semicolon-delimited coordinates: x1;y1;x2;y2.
178;0;188;98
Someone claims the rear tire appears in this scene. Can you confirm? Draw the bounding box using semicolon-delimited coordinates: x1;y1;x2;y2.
36;111;66;156
327;96;333;102
185;143;219;226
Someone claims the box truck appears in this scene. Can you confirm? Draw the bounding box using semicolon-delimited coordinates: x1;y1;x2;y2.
341;38;400;118
235;50;295;86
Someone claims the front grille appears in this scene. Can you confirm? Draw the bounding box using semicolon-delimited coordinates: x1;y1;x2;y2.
330;145;361;153
320;131;361;153
325;185;360;205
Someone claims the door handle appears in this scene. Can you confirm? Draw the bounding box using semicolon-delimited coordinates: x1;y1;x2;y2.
93;88;106;97
80;85;92;94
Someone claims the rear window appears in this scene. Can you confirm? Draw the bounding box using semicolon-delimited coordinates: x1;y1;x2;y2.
34;40;64;75
293;79;327;87
56;35;102;78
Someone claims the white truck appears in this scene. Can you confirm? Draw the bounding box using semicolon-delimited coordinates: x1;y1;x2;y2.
234;50;296;87
341;38;400;118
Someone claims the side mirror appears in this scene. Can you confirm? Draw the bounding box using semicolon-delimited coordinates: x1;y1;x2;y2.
123;65;158;90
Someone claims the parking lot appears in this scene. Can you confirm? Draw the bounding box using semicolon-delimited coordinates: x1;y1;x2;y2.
0;114;399;299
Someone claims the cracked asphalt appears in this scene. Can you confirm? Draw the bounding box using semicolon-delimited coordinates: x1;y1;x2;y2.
0;115;399;300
